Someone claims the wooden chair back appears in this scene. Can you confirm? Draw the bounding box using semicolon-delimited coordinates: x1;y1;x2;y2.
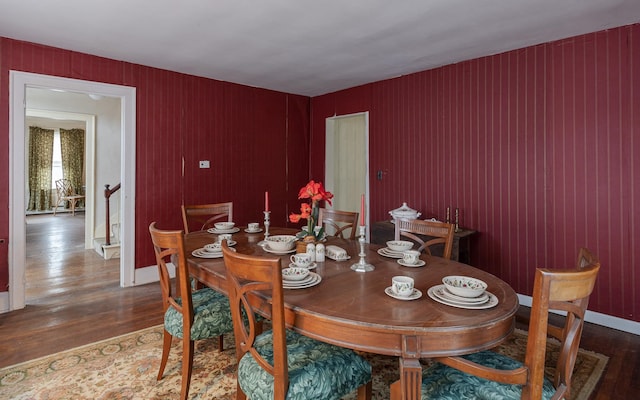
394;218;455;259
318;208;359;240
436;248;600;399
221;241;290;398
181;202;233;233
148;222;193;328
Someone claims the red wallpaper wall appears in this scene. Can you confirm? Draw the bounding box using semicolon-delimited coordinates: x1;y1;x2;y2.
310;25;640;322
0;38;310;283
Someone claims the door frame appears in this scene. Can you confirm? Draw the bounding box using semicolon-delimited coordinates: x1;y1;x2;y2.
325;112;370;239
8;71;137;311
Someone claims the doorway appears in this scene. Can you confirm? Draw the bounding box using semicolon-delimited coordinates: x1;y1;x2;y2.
8;71;137;311
325;112;370;238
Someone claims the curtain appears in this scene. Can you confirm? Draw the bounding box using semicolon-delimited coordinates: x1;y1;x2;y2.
60;128;85;206
27;126;54;211
332;115;366;212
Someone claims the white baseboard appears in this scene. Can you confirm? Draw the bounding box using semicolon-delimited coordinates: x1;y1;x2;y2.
517;294;640;336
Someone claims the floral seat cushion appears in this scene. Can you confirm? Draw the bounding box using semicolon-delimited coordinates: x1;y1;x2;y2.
164;287;234;341
238;329;372;400
421;350;556;400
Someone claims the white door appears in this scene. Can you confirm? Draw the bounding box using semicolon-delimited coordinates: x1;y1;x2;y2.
325;112;369;239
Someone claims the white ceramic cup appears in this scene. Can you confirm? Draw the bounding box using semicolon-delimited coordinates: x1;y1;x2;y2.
248;222;260;231
290;253;312;268
218;233;233;243
391;276;414;297
402;250;421;265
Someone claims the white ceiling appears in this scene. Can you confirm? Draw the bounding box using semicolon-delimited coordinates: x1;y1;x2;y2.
1;0;639;96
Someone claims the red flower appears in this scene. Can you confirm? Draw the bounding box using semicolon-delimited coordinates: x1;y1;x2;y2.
289;180;333;239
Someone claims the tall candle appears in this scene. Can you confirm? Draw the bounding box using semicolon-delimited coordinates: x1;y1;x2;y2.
360;194;365;226
265;191;269;212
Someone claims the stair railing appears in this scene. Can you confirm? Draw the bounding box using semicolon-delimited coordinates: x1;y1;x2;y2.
104;183;121;246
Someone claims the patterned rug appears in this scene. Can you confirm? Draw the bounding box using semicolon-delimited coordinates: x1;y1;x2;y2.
0;326;608;399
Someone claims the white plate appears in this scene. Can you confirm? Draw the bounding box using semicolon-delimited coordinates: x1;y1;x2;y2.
289;262;317;270
191;247;236;258
397;259;426;268
385;287;423;301
434;284;489;303
244;228;263;233
263;245;296;255
427;286;498;309
377;247;404;258
283;272;322;289
207;227;240;234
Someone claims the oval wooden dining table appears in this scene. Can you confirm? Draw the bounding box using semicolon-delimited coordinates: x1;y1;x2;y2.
186;227;519;400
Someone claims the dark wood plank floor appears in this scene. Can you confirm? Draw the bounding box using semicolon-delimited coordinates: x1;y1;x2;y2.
1;214;638;398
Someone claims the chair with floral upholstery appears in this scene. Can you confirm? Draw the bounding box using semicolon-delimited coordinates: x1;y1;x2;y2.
149;222;235;400
221;240;372;400
418;248;600;400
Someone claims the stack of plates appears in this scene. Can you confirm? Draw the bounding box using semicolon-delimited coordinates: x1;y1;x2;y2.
282;272;322;289
191;247;236;259
263;245;296;255
377;247;404;258
207;227;240;234
427;284;498;309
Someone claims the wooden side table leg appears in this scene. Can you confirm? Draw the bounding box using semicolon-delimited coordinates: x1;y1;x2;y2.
391;357;422;400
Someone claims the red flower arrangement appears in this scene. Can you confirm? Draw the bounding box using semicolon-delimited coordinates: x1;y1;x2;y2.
289;180;334;241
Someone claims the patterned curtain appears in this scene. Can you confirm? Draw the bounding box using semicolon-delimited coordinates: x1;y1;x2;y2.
27;126;54;211
60;128;85;205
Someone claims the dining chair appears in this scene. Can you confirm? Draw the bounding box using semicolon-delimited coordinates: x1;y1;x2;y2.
221;241;373;400
393;218;455;259
53;178;85;216
318;208;360;240
419;248;600;400
181;202;233;233
148;222;235;400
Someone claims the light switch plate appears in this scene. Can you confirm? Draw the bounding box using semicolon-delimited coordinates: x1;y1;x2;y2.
199;160;210;168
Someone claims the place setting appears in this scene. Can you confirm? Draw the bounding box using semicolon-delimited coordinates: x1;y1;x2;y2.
385;276;422;300
244;222;263;233
289;253;317;270
377;240;412;259
427;275;498;309
397;249;426;267
281;266;322;289
207;221;240;234
191;242;236;258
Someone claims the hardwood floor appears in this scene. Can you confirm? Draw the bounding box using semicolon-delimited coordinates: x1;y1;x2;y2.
1;214;638;398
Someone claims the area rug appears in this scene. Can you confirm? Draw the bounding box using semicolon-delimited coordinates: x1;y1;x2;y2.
0;326;608;400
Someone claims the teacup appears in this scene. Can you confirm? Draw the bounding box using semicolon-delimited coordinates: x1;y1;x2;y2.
218;233;233;243
247;222;260;231
290;253;312;268
204;242;222;253
391;276;414;297
402;250;421;265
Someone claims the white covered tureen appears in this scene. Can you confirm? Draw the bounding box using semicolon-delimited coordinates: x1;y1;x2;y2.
389;202;421;221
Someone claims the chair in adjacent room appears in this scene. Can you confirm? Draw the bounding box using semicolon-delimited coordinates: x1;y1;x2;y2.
148;222;234;400
393;218;455;259
181;202;233;233
418;248;600;400
221;241;372;400
53;178;85;216
318;208;360;240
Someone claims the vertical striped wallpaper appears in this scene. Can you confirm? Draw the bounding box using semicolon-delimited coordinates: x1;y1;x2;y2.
0;37;310;273
310;24;639;322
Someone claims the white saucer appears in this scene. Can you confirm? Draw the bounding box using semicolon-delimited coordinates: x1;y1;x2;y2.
397;259;426;267
427;286;498;309
289;262;317;270
263;245;296;255
207;227;240;234
244;228;263;233
283;272;322;289
377;248;404;258
385;287;423;301
191;247;236;259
